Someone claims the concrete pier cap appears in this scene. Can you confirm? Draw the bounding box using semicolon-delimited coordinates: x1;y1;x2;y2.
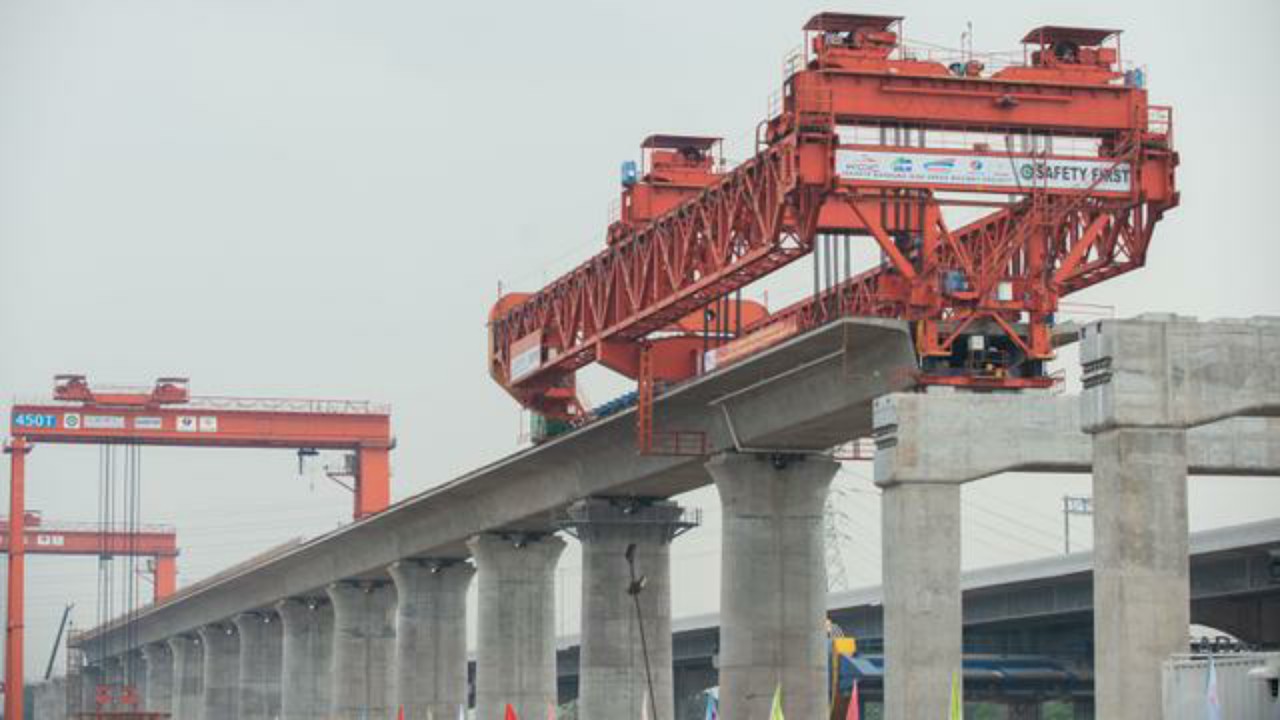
1081;314;1280;431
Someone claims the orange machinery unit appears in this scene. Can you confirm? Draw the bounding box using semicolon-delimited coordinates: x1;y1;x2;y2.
5;375;394;720
0;513;179;602
487;14;1178;438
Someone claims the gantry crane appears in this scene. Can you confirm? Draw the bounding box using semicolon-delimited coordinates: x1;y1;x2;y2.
0;513;179;602
4;375;393;720
487;13;1178;447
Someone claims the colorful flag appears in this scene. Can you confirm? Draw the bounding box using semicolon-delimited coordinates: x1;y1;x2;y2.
845;680;860;720
504;703;519;720
949;670;963;720
547;702;557;720
770;684;785;720
1206;655;1222;720
458;704;467;720
703;691;718;720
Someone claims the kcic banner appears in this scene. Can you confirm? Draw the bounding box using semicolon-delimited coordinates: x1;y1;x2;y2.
835;148;1133;194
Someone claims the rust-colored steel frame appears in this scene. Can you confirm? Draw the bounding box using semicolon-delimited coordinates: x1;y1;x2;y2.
5;387;393;720
0;520;179;604
489;26;1177;421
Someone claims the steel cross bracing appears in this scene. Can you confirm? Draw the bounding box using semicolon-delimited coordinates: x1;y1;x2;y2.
488;13;1178;424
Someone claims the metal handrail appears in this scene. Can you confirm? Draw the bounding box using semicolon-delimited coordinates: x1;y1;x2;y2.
15;394;391;415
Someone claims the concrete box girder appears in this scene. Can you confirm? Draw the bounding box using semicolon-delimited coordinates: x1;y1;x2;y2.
76;319;915;659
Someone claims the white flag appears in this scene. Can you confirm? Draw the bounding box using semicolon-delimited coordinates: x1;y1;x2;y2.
1206;655;1222;720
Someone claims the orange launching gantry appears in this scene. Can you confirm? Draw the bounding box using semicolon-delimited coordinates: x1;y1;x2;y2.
488;14;1178;442
5;375;393;719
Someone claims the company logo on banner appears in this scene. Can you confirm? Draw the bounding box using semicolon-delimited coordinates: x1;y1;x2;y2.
36;534;65;547
835;149;1132;194
198;416;218;432
84;415;126;430
176;416;197;432
134;417;163;430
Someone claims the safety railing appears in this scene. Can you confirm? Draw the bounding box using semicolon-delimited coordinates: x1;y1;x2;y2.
183;396;390;415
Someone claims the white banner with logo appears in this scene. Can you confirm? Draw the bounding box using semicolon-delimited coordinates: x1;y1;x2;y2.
836;149;1132;193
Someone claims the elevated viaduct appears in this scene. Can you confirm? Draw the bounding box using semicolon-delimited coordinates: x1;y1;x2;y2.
37;315;1280;720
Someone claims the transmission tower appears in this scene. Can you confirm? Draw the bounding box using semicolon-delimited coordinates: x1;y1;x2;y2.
825;484;854;592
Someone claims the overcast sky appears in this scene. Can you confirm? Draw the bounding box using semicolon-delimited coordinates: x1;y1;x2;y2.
2;0;1279;679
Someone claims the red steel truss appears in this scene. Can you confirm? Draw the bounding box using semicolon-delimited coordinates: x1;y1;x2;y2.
488;13;1178;424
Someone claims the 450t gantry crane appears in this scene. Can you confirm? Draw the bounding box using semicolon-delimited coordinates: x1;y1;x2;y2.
487;13;1178;447
5;375;394;720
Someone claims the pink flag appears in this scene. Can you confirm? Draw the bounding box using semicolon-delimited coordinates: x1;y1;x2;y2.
845;680;860;720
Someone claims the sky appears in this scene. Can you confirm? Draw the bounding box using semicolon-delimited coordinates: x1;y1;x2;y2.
2;0;1279;679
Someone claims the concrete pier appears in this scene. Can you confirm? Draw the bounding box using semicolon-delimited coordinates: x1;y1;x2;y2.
98;656;124;710
389;559;474;718
469;532;566;720
328;580;396;719
233;611;283;720
1092;426;1189;719
1077;315;1280;718
706;452;838;720
881;480;962;719
167;634;203;720
565;498;692;720
76;665;102;715
126;651;148;709
197;623;240;720
141;642;173;713
276;597;334;719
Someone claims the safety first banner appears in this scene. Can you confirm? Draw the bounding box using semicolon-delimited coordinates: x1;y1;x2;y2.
835;148;1132;194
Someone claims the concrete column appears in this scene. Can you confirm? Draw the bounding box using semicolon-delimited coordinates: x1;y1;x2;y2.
233;612;283;720
388;559;474;718
197;623;240;720
142;643;173;714
276;597;334;720
706;452;838;720
881;481;962;719
75;665;102;715
566;498;691;720
167;634;203;720
468;532;566;720
1092;427;1188;720
126;651;148;709
328;580;396;719
1073;316;1272;719
50;676;68;720
100;657;124;709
